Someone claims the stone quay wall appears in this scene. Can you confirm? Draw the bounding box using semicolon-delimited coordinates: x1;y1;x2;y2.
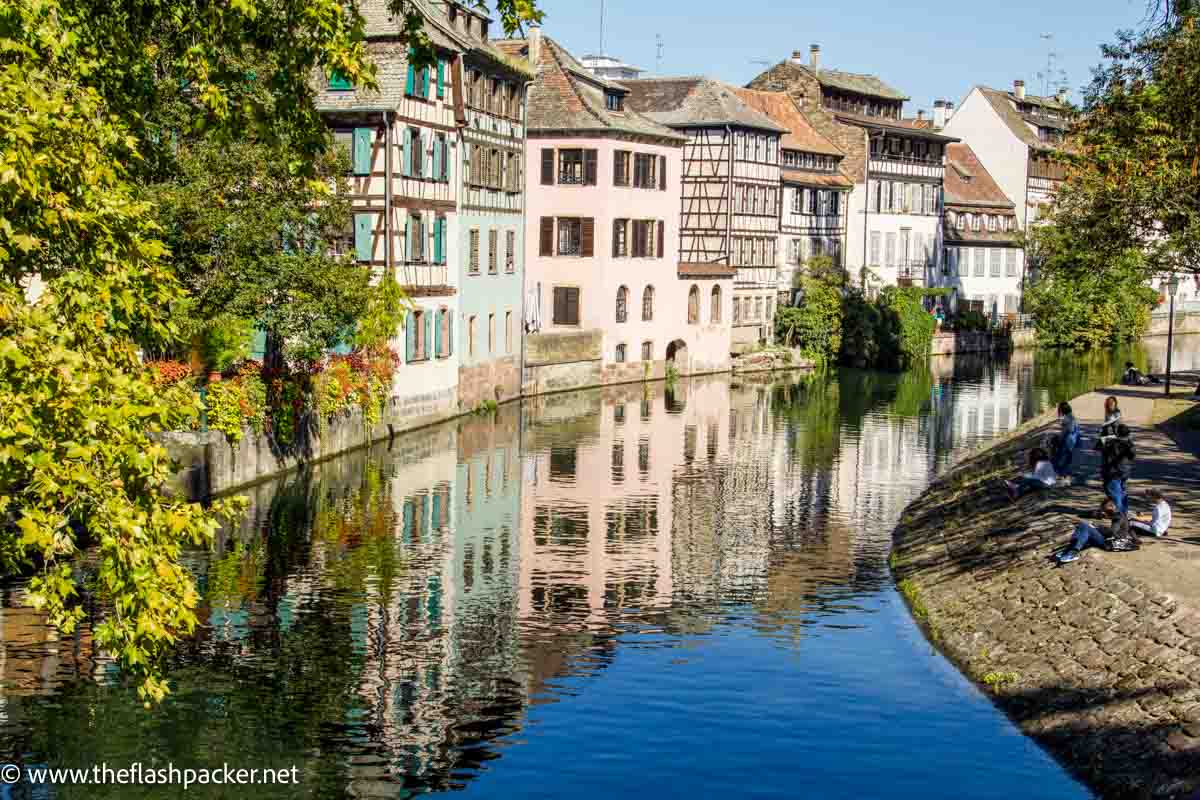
891;406;1200;799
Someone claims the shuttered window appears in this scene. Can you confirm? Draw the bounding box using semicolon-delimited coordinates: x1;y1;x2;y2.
436;60;445;99
433;216;445;264
541;148;554;185
352;128;372;176
539;217;553;257
469;229;480;273
488;229;498;274
659;155;667;190
613;219;628;257
1005;249;1018;276
614;151;630;186
552;287;580;326
990;248;1002;277
354;213;372;262
656;220;664;258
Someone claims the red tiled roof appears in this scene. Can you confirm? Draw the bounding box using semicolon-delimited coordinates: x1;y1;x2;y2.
677;262;735;278
944;142;1015;208
730;88;842;156
780;169;852;188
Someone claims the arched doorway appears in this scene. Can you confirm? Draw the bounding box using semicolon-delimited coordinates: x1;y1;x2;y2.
665;339;688;372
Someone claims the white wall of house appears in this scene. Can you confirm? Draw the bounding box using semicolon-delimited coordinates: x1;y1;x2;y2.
943;89;1031;229
935;245;1025;315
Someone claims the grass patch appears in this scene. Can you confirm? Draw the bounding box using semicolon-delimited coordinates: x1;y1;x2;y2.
982;671;1019;691
897;578;929;622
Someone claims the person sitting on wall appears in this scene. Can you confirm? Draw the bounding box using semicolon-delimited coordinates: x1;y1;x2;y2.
1056;499;1138;563
1004;447;1057;501
1123;361;1161;386
1098;424;1136;514
1131;489;1172;537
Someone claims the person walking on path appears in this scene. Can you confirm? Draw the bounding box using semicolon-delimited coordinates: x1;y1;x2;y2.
1051;401;1080;477
1056;499;1139;563
1098;424;1136;514
1099;396;1122;439
1005;447;1057;501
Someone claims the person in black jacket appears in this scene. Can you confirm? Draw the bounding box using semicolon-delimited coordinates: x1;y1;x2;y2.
1056;499;1138;563
1098;424;1135;514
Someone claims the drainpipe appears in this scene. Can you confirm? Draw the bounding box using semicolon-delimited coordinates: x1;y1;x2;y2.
518;79;535;397
725;124;734;313
862;131;872;291
384;111;393;274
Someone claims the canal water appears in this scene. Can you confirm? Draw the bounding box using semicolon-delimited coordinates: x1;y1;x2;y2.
1;340;1197;799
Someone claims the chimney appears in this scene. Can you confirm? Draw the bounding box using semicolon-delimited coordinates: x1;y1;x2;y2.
810;43;820;71
945;100;955;123
932;99;946;130
791;50;806;65
1014;79;1025;100
528;23;542;68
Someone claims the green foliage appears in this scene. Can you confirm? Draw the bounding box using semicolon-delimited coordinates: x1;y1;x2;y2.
878;287;937;370
953;309;990;332
205;365;268;444
839;290;884;369
0;0;389;704
200;316;253;373
472;399;499;416
355;269;410;351
314;349;399;427
777;256;845;366
1049;13;1200;279
1025;226;1157;349
982;671;1019;691
665;363;680;385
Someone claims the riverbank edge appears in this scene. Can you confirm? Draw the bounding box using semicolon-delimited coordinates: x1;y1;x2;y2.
890;397;1200;799
165;363;818;501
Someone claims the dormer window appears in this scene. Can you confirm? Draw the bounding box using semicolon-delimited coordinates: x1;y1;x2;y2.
606;92;623;111
328;71;353;91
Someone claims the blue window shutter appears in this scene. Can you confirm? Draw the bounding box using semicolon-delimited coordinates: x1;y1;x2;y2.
437;60;445;99
442;138;450;181
447;313;453;356
403;129;412;177
352;128;371;176
424;310;432;357
431;136;442;183
404;214;412;262
405;314;416;362
434;309;443;358
354;213;372;262
406;59;415;96
434;217;444;264
421;66;429;98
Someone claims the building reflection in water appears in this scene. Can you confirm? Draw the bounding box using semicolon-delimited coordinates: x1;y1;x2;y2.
0;341;1175;798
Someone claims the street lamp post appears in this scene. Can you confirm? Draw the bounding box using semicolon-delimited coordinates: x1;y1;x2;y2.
1165;273;1181;396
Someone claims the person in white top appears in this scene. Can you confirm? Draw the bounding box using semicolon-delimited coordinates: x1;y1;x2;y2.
1131;489;1171;537
1005;447;1058;501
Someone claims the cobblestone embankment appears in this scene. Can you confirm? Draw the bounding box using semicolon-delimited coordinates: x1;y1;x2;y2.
892;383;1200;799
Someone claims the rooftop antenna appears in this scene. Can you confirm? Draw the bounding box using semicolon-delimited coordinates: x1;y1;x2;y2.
599;0;605;57
1037;33;1060;98
656;33;663;75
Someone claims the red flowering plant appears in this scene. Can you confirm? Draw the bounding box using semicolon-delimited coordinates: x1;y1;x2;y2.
314;346;398;427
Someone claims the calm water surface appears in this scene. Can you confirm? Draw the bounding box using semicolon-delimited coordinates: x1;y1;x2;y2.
2;340;1199;799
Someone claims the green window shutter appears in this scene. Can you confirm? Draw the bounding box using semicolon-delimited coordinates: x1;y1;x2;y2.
406;59;416;96
431;136;442;183
405;315;416;362
354;213;372;262
421;66;430;98
403;129;413;177
447;312;453;356
433;217;444;264
404;215;411;262
437;60;445;99
434;309;443;358
352;128;371;175
441;138;450;181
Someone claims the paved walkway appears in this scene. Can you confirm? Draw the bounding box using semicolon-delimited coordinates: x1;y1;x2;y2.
891;375;1200;798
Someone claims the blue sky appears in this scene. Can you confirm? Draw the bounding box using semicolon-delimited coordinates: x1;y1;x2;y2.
519;0;1152;111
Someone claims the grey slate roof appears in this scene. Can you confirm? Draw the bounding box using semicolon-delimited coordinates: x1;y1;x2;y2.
494;36;684;141
977;86;1070;152
620;77;789;133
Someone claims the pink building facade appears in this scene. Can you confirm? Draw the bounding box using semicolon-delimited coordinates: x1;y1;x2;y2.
495;30;731;396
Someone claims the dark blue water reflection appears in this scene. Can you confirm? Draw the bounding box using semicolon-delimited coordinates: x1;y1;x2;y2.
4;341;1198;799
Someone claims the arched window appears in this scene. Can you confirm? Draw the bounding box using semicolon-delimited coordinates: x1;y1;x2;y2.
710;285;722;322
616;285;628;323
642;285;654;321
687;285;700;324
641;341;652;361
615;343;627;363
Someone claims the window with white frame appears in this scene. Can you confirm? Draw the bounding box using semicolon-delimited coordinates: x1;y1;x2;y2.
974;247;985;276
990;248;1001;276
1005;249;1017;276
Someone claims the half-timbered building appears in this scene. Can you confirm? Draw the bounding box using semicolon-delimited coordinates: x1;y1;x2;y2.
747;45;958;293
314;0;467;428
496;28;731;394
935;143;1024;319
623;78;786;352
733;88;851;304
452;3;531;409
